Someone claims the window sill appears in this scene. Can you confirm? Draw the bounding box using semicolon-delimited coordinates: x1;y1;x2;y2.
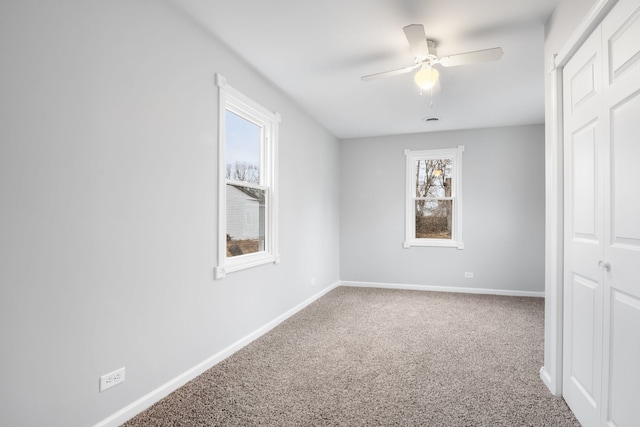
404;240;464;249
215;252;280;279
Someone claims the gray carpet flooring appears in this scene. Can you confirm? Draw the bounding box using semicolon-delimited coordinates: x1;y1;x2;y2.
124;287;579;426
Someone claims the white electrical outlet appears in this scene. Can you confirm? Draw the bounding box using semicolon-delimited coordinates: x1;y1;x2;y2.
100;367;125;392
311;277;317;286
464;272;474;279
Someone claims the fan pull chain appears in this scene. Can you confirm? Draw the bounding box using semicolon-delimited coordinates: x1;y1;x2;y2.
429;85;435;109
418;86;435;109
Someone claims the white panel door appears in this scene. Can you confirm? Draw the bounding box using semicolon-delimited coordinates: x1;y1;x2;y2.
563;0;640;425
601;0;640;425
563;27;604;427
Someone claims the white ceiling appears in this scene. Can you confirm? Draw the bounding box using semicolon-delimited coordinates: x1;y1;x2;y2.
171;0;560;139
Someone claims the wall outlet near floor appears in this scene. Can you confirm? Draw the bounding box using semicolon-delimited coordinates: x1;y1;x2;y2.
100;367;125;392
311;277;317;286
464;272;474;279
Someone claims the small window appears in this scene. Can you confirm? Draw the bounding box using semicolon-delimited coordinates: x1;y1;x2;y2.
215;75;280;279
404;146;464;249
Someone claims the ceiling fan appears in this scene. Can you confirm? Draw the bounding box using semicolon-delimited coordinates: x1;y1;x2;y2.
361;24;503;91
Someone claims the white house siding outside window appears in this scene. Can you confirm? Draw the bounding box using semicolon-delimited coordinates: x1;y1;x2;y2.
215;75;280;279
404;146;464;249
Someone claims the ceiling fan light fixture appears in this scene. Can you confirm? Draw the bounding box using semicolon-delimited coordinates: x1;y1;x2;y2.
414;67;439;90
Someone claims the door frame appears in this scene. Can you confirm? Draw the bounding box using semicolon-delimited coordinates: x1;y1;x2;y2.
542;0;619;397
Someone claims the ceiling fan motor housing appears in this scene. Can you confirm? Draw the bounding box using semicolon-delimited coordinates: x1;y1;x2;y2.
420;40;439;66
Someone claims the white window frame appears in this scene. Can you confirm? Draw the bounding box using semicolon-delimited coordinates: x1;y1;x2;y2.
404;146;464;249
215;74;280;279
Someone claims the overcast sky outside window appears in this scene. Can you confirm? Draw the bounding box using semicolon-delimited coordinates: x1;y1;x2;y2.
226;110;260;169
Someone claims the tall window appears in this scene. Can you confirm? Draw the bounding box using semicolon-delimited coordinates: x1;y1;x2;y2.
404;146;464;249
215;75;280;279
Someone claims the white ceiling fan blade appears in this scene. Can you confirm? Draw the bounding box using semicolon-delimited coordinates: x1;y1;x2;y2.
403;24;429;60
361;64;420;81
440;47;503;67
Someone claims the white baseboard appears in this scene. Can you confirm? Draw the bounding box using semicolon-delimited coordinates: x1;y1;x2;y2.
95;279;539;426
540;366;553;391
540;366;562;396
340;280;545;298
94;281;341;427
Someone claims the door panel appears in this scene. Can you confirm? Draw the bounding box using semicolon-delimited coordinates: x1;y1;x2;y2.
571;55;599;111
563;27;604;427
600;0;640;425
607;3;640;82
610;92;640;245
607;291;640;426
572;122;598;238
569;274;601;404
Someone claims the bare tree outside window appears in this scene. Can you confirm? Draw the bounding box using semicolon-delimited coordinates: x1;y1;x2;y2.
226;161;260;184
415;158;453;239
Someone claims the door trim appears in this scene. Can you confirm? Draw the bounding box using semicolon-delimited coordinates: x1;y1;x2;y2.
542;0;619;397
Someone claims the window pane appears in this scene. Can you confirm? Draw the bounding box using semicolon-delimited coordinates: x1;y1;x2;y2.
225;110;261;184
226;184;265;257
415;159;453;198
415;200;453;239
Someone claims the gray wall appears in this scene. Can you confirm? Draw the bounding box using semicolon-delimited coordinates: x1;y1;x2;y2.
340;125;545;292
0;1;340;426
